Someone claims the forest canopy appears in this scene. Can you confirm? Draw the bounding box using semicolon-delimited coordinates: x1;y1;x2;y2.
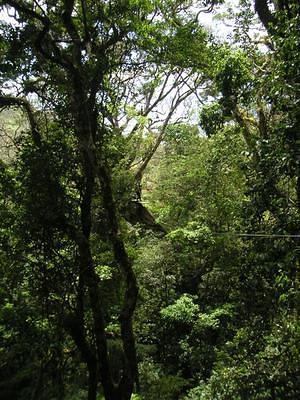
0;1;299;399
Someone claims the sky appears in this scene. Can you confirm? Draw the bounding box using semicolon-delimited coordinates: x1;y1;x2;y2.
197;0;240;40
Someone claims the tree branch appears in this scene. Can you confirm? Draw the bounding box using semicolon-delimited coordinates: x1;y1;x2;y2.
254;0;276;33
4;0;49;24
62;0;82;46
0;95;41;146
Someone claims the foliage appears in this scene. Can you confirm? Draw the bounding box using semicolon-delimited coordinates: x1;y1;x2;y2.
184;316;300;400
0;0;299;399
138;359;187;400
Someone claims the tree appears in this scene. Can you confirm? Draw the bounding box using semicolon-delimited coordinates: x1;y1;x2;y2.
0;1;215;399
1;1;299;399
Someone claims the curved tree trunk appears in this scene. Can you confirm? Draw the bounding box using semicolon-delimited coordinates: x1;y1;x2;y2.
71;76;139;399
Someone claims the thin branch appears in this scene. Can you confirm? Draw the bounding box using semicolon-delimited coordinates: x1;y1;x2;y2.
134;88;194;183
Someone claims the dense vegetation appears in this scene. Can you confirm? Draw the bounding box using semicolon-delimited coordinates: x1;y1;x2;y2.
0;1;299;399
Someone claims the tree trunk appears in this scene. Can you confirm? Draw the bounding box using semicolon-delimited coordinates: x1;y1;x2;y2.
87;362;98;400
97;162;139;395
66;55;139;400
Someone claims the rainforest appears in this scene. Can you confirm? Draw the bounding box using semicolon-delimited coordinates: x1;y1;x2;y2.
0;1;299;399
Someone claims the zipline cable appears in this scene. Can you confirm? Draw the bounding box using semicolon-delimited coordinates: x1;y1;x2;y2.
209;233;300;238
